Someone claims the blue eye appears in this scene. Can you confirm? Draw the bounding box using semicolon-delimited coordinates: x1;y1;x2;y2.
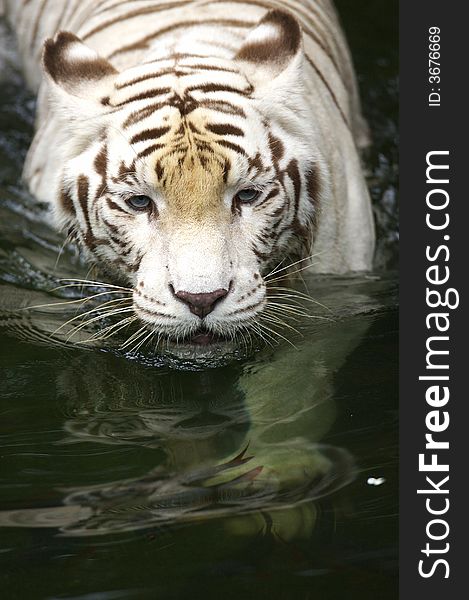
126;195;152;211
235;188;260;204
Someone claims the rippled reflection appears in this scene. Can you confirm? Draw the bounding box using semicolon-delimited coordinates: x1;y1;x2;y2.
0;311;376;537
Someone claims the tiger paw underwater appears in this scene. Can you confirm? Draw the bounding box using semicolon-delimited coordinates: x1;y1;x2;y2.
2;0;375;356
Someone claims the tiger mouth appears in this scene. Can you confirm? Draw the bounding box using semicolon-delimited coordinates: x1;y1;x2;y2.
157;328;237;360
184;327;232;347
190;330;220;346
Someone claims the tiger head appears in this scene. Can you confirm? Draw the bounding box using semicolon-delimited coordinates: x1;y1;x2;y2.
42;10;325;346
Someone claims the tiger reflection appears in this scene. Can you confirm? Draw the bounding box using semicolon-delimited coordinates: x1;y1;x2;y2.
1;314;370;539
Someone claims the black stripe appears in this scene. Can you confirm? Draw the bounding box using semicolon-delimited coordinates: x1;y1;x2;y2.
107;198;129;214
114;87;171;107
123;103;167;128
138;143;166;158
215;139;247;156
77;174;96;248
187;82;253;96
198;100;246;117
130;127;170;144
206;123;244;137
182;63;239;73
59;185;76;216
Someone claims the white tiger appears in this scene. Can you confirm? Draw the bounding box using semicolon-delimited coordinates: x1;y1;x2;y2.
4;0;375;347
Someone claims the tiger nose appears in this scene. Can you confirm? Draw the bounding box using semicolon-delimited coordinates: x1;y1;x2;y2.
173;287;229;318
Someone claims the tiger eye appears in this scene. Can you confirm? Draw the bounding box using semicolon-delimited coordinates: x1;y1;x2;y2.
126;195;152;211
235;189;260;204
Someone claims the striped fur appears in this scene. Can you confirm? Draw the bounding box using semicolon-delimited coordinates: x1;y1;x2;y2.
5;0;375;341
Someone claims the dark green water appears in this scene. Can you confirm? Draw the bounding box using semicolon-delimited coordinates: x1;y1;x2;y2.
0;2;398;598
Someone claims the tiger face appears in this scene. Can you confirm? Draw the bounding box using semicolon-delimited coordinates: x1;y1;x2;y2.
43;11;323;345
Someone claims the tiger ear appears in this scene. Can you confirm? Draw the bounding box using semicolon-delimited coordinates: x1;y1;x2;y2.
42;31;118;109
234;9;303;90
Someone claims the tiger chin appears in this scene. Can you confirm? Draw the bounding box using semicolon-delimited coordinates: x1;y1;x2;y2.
6;1;375;354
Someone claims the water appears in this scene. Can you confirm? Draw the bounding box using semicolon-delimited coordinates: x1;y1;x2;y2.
0;1;398;598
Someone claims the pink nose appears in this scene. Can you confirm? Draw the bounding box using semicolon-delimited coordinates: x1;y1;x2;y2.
173;288;229;318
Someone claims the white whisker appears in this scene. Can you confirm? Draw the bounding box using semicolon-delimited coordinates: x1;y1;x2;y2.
266;287;331;311
264;252;324;280
256;320;298;349
27;290;130;312
120;325;148;351
264;261;321;283
52;298;132;335
259;313;302;337
65;306;134;341
57;278;133;292
81;315;138;343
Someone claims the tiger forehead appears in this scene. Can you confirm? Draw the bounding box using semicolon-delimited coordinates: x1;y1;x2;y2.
144;112;227;218
161;152;226;218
